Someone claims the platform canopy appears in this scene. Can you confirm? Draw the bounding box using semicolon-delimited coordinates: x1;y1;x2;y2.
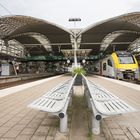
78;12;140;56
0;15;73;57
0;13;140;60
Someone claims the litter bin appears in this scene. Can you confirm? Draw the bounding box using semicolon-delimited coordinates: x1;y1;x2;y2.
74;74;82;85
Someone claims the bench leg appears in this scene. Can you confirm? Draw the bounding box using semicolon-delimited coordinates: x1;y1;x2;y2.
85;93;92;108
71;87;74;95
69;96;72;106
59;97;70;133
69;88;74;106
84;86;92;108
60;114;68;133
92;115;100;135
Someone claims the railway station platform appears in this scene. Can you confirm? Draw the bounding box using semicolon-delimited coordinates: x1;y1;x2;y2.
0;74;140;140
0;72;61;85
87;75;140;140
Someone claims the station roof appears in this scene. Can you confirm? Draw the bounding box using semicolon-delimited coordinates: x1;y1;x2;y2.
78;12;140;56
0;12;140;60
0;15;72;56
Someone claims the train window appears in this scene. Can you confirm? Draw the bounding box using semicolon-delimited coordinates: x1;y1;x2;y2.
107;59;112;66
103;63;106;70
118;55;135;64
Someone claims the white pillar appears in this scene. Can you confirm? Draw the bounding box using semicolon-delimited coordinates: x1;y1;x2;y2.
60;114;68;133
92;115;100;135
74;38;78;67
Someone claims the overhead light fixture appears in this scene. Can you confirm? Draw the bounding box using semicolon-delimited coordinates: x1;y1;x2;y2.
68;18;81;28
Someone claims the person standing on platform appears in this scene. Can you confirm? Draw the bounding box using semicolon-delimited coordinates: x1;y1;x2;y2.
16;64;19;74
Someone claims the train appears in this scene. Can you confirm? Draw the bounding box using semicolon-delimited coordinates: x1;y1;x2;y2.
93;51;139;80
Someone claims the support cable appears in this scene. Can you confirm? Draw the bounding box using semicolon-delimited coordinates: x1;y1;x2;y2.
0;2;12;15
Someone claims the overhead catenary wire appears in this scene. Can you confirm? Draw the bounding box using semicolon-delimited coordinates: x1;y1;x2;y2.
0;2;12;15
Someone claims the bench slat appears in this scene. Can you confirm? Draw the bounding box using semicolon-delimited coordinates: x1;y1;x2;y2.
94;99;135;116
83;76;136;117
29;96;67;112
29;76;76;113
88;83;117;99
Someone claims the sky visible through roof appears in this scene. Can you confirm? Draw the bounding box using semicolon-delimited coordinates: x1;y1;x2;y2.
0;0;140;28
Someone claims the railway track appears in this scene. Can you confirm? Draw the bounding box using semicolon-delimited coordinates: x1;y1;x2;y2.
0;77;47;89
0;73;63;89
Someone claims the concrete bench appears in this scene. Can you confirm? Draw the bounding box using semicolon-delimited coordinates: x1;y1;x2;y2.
28;75;76;133
82;75;136;135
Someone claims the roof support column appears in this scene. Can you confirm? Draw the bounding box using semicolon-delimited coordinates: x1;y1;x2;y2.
4;40;18;75
4;40;9;55
74;38;78;67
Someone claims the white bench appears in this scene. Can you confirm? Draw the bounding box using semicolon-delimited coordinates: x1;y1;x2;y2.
82;75;136;135
28;75;76;133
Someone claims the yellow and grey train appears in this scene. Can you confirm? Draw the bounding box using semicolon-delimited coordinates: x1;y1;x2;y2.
94;51;139;80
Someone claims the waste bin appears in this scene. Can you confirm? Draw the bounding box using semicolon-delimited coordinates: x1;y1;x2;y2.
74;75;82;85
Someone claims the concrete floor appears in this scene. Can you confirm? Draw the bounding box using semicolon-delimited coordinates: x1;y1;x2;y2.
0;75;140;140
88;75;140;140
0;75;70;140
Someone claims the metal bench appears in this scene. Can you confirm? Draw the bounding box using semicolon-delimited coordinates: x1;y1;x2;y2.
82;75;136;135
28;75;76;133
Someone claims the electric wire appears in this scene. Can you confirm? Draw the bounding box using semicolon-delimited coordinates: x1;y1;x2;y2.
0;2;12;15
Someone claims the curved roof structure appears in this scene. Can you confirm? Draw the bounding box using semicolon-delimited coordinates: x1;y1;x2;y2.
0;12;140;60
0;15;73;57
78;12;140;56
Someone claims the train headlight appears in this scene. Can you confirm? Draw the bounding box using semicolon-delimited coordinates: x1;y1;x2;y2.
119;69;125;71
132;69;136;71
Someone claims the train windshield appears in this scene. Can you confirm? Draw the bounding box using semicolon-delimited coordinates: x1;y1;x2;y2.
117;54;135;64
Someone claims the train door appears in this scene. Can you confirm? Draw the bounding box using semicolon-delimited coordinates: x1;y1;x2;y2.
107;59;115;78
102;61;107;76
100;61;102;75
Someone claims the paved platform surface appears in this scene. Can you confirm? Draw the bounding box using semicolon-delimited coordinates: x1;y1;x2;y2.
88;75;140;140
0;75;71;140
0;74;140;140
